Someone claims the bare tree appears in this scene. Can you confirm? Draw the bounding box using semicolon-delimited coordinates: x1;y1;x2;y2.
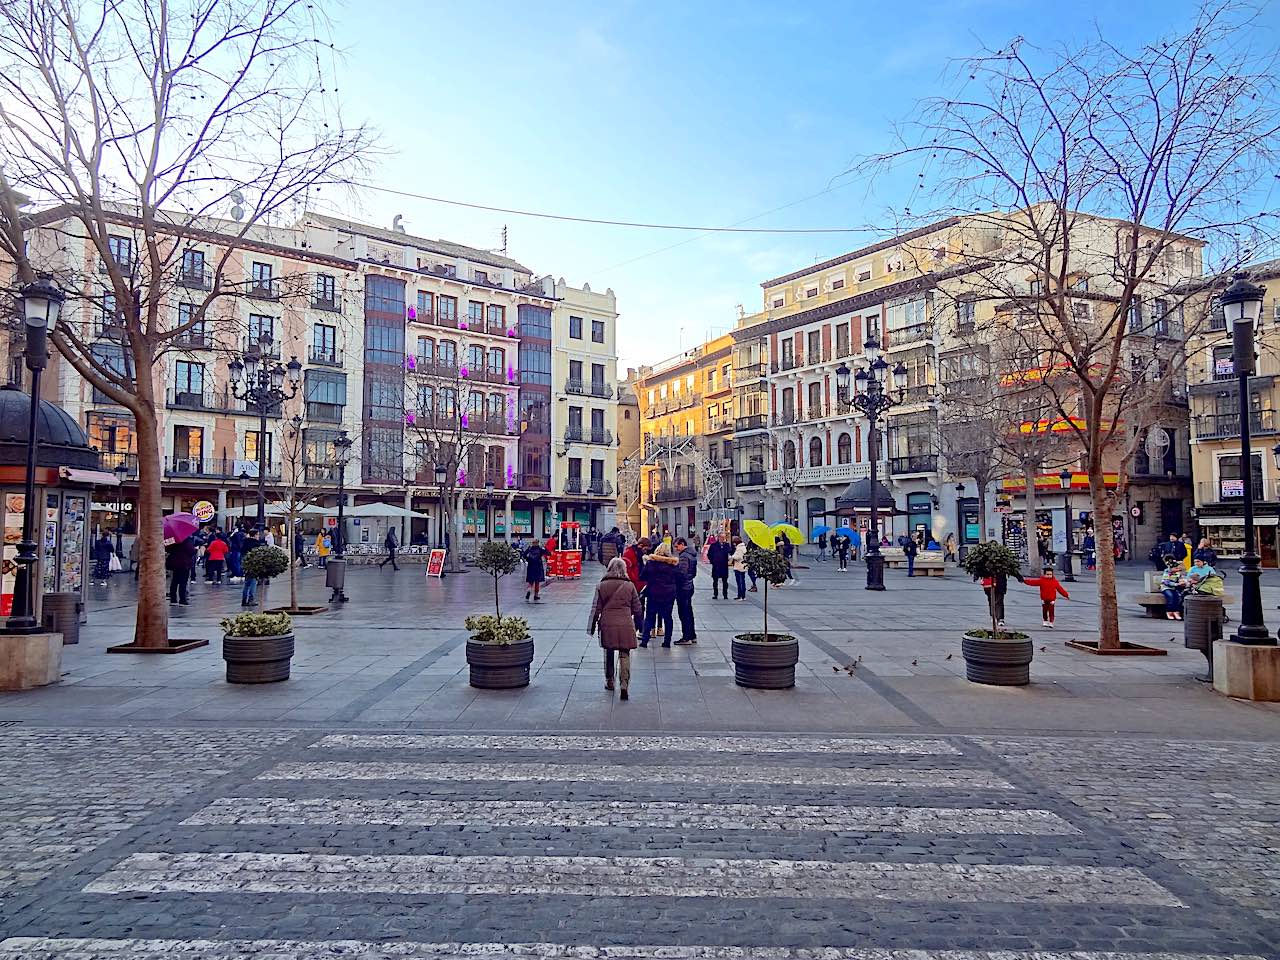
868;2;1280;649
0;0;374;649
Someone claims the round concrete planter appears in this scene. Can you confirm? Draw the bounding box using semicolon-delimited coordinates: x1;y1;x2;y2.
467;638;535;689
732;633;799;689
961;630;1032;686
222;632;295;684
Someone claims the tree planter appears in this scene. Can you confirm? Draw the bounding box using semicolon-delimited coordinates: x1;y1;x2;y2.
223;632;295;683
732;633;799;689
961;630;1032;686
467;638;534;689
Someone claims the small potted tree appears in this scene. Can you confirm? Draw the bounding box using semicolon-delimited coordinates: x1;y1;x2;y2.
958;541;1033;685
732;546;799;688
220;611;294;683
465;540;534;689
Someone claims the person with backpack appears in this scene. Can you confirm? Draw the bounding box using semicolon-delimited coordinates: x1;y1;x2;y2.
707;533;732;599
379;527;399;571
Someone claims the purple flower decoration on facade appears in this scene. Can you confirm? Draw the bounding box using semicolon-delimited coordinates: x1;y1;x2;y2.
404;355;416;371
507;327;517;338
460;365;469;378
460;412;469;429
457;467;466;486
406;306;416;320
507;364;516;384
459;319;468;330
404;411;416;426
506;464;516;488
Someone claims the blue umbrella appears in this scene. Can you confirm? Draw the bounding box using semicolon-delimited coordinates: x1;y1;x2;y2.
810;524;832;538
834;526;856;539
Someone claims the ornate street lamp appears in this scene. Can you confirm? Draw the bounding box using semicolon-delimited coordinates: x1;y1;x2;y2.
836;340;907;591
4;279;64;633
1223;274;1274;645
1058;467;1077;582
434;463;448;550
227;332;301;532
332;430;353;559
484;480;495;541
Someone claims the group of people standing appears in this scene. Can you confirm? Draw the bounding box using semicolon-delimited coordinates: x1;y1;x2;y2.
164;524;270;607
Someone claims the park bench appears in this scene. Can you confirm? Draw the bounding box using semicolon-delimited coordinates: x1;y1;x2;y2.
882;548;946;576
1132;570;1235;618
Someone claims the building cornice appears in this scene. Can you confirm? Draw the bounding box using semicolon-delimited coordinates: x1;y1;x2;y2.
760;217;963;288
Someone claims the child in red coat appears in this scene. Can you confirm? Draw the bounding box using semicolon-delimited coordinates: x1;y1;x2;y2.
1023;567;1070;627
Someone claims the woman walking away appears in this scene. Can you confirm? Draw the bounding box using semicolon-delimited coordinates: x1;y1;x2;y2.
730;536;748;600
589;558;642;700
639;542;680;648
523;539;549;601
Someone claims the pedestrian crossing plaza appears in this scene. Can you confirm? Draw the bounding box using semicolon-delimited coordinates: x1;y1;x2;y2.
0;728;1276;959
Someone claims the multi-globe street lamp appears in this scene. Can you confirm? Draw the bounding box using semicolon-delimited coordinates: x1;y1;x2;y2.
1058;467;1077;582
227;333;301;532
836;338;907;592
3;278;64;634
333;430;352;559
1222;274;1275;646
484;480;495;541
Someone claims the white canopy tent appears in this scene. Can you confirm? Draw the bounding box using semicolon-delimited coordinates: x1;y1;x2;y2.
225;503;333;518
344;502;430;519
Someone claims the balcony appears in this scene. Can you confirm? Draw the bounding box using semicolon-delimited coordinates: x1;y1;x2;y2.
173;330;213;350
304;463;341;484
311;293;342;313
587;479;614;497
885;323;933;348
99;254;134;275
564;477;583;495
175;266;211;290
766;462;880;488
650;483;700;503
97;451;138;478
565;425;613;446
243;335;282;358
93;318;125;340
706;415;734;433
165;456;281;481
565;378;586;396
166;387;220;412
1193;409;1277;441
771;355;804;373
247;277;279;300
735;470;766;488
890;453;940;475
308;344;343;367
589;381;614;399
772;410;800;427
734;414;768;433
1197;478;1269;505
519;472;552;492
733;363;767;383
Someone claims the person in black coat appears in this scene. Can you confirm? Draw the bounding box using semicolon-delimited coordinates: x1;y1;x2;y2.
93;533;115;582
672;536;699;645
707;534;732;598
639;543;680;648
166;536;197;605
523;540;549;601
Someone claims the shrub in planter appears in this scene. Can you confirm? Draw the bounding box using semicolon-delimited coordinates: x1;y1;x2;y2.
732;546;799;689
465;541;535;689
219;611;294;684
242;545;290;581
957;541;1033;685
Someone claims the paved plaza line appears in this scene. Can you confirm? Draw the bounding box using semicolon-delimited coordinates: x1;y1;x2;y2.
0;944;1264;960
311;734;961;755
82;852;1182;904
258;760;1014;789
183;798;1076;834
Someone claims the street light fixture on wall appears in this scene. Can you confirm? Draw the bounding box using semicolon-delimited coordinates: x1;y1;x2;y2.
4;278;64;634
1223;273;1274;646
227;333;302;532
836;340;907;592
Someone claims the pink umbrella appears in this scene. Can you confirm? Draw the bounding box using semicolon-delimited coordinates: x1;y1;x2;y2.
163;512;199;546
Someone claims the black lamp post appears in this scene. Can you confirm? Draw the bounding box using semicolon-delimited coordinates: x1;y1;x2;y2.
237;470;249;522
434;463;448;549
484;480;494;541
1223;274;1274;645
227;333;301;533
836;339;907;592
333;430;352;559
1058;468;1077;581
4;278;64;634
113;461;128;555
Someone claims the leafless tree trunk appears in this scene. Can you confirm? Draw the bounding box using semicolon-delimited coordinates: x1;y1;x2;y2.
0;0;374;648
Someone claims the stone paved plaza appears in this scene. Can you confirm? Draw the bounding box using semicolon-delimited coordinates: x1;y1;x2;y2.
0;558;1277;959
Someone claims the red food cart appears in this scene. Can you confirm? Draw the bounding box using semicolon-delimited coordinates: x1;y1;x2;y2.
545;521;582;579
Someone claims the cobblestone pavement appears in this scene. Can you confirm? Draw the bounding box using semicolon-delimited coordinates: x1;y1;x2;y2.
0;728;1277;959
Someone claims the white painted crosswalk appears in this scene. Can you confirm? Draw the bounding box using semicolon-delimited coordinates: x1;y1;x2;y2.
84;852;1183;904
311;734;961;755
184;797;1077;834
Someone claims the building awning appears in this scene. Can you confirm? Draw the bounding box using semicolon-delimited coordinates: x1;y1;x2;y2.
1199;516;1279;526
59;467;121;486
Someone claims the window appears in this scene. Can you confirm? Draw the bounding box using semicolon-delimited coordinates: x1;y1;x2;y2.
807;330;820;360
87;412;135;454
468;344;485;371
771;297;784;309
1212;344;1234;380
706;369;716;392
808;436;823;466
175;303;207;342
568;405;583;430
437;295;457;322
856;268;872;282
304;428;341;472
417;291;433;317
107;234;133;267
686;374;695;390
1073;277;1090;292
180;248;204;280
312;323;337;362
416;337;433;363
304;369;348;423
487;394;505;420
864;313;881;343
248;314;275;347
1028;279;1042;296
886;299;927;336
518;303;551;338
1218;453;1263;500
837;432;852;464
591;319;605;343
625;409;632;420
518;342;551;384
832;278;845;290
251;261;273;293
245;429;273;465
1127;297;1143;331
569;315;583;339
835;323;850;356
440;387;457;416
174;360;204;396
647;389;655;405
487;304;505;329
590;362;605;388
438;340;457;366
782;440;797;470
488;347;505;375
467;301;484;326
474;270;489;283
315;273;336;306
172;426;203;465
591;408;605;434
806;287;818;299
956;299;976;332
416;384;435;414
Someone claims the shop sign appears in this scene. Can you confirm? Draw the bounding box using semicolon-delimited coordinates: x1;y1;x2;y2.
1220;479;1244;499
426;548;447;578
192;500;215;523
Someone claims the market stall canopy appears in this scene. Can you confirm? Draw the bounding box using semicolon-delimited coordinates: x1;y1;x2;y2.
345;502;429;519
831;478;900;514
226;503;332;518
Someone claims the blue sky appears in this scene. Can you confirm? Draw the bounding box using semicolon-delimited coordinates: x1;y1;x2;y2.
325;0;1280;367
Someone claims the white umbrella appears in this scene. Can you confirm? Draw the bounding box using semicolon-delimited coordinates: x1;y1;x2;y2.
226;503;332;518
345;502;430;519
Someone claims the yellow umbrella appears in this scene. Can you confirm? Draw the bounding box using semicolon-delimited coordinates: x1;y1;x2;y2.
771;523;806;546
743;519;775;549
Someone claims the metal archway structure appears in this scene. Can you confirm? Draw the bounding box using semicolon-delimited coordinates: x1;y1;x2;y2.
619;435;724;536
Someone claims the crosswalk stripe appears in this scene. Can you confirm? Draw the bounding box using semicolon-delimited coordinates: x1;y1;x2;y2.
311;734;961;755
83;853;1182;905
183;798;1076;834
0;943;1260;960
259;761;1013;789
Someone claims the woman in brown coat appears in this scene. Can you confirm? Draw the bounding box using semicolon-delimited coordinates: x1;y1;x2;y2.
589;557;643;700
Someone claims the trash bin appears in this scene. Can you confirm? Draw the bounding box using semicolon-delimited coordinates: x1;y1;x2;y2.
325;559;347;596
1183;592;1223;682
41;591;80;645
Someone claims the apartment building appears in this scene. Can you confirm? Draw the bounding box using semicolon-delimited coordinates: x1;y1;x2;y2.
549;279;619;531
615;370;642;533
20;207;363;535
634;334;734;539
1186;258;1280;564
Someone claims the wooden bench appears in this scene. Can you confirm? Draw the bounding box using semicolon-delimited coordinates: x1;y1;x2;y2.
882;548;947;576
1133;591;1236;618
